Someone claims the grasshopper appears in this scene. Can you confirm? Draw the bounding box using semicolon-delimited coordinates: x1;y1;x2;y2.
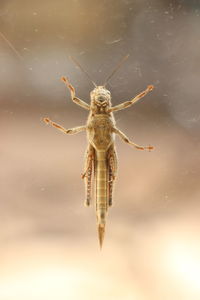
44;55;154;248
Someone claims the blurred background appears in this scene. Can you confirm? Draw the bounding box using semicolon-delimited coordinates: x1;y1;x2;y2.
0;0;200;299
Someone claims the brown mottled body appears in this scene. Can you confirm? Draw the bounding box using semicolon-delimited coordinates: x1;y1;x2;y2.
87;110;116;245
44;72;154;248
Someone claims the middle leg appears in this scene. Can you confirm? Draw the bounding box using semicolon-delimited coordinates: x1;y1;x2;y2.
113;127;154;151
44;118;86;135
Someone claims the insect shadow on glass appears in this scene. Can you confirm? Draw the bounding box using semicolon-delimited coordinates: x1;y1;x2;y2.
43;55;154;248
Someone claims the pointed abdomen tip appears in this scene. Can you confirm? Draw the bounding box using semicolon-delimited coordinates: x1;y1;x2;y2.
98;224;105;249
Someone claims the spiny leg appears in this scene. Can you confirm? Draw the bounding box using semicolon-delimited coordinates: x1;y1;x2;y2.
108;165;113;207
43;118;86;135
61;76;90;110
107;146;118;207
113;127;154;151
109;85;154;113
82;145;95;206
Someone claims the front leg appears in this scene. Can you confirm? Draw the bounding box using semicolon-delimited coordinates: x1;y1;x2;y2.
44;118;86;135
109;85;154;113
113;127;154;151
61;76;90;111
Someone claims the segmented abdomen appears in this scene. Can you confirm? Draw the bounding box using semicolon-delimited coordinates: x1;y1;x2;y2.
95;151;108;225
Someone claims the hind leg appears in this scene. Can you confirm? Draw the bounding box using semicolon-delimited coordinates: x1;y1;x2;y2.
108;146;118;207
82;144;95;206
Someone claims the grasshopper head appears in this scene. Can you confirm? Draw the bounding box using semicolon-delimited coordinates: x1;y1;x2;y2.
90;86;111;107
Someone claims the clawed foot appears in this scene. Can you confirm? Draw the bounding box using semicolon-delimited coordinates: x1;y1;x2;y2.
43;117;50;124
81;172;86;179
147;85;154;91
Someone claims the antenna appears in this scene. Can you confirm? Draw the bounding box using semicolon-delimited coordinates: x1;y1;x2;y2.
69;56;97;87
0;31;23;60
103;54;129;86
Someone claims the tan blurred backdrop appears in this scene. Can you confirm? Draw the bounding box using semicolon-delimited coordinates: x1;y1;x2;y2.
1;0;200;299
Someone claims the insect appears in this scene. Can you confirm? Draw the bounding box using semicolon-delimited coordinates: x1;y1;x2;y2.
44;55;154;248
